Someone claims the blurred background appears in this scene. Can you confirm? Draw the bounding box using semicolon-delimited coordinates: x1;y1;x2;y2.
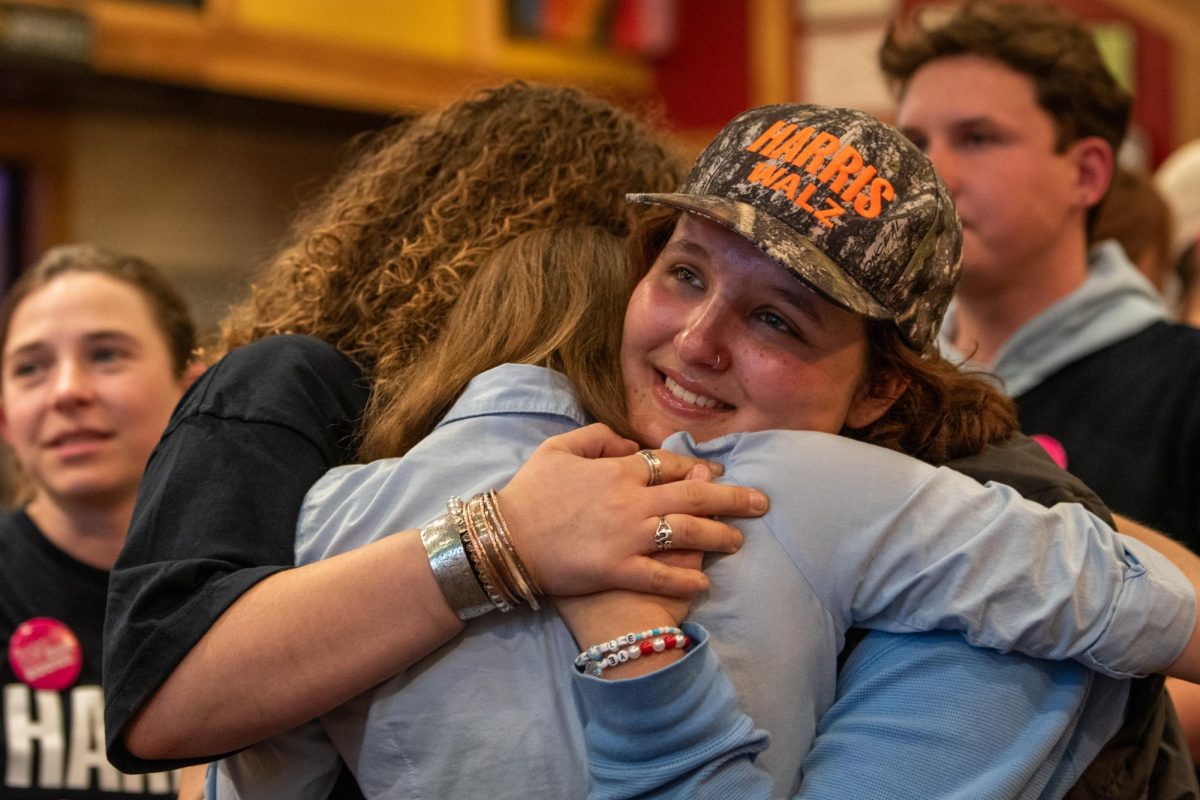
0;0;1193;331
0;0;1194;505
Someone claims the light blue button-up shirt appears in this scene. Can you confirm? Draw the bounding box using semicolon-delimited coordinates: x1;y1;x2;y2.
214;363;1192;799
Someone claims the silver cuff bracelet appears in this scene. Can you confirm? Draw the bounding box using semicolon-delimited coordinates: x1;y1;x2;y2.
420;513;495;620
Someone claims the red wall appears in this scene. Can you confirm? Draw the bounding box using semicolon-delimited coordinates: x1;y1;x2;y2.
652;1;1172;164
653;1;750;130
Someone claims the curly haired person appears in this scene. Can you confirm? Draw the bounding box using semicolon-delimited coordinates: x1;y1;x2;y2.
103;84;764;787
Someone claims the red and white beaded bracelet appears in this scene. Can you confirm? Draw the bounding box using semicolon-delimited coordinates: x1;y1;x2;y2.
575;628;692;677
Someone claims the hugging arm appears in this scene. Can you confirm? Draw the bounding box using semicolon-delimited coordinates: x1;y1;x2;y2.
577;630;1119;800
570;430;1199;687
567;430;1199;797
720;430;1196;677
104;336;368;771
119;425;756;763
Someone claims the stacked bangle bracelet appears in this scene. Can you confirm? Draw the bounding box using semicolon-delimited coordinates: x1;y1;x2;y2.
420;491;543;620
574;627;692;677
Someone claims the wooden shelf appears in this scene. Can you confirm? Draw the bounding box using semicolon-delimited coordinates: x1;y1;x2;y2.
9;0;655;113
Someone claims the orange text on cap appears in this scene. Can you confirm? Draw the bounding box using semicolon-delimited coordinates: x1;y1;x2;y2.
745;120;895;226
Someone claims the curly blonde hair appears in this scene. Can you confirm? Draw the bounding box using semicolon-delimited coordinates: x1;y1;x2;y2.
214;82;684;456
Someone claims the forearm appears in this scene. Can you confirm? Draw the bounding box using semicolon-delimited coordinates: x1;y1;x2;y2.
675;431;1190;677
121;422;761;761
124;529;463;759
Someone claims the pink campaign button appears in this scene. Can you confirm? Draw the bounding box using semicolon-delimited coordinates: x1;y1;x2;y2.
1031;434;1068;470
8;617;83;691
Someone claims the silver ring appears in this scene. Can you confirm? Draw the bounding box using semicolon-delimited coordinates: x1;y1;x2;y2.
638;449;663;487
654;516;673;551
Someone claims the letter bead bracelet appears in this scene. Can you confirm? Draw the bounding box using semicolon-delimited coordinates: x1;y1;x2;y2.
419;491;543;620
574;627;692;677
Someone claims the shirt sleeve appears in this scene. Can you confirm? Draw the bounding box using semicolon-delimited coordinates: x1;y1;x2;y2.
687;430;1196;679
575;624;772;800
103;335;368;772
797;630;1125;800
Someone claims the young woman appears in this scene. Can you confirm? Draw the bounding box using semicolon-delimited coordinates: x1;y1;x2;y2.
579;104;1200;797
216;108;1197;798
0;246;200;798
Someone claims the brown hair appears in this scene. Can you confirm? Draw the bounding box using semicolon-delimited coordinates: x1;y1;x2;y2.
879;1;1131;231
848;321;1017;463
0;244;196;377
360;226;636;459
630;209;1018;463
1092;166;1174;290
212;82;684;454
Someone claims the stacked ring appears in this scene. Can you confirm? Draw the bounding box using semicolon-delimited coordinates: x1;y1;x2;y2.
637;449;663;486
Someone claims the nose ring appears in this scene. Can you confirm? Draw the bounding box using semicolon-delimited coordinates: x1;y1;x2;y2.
713;353;722;369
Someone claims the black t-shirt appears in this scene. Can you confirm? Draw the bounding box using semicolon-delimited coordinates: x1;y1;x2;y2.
947;432;1113;525
1016;321;1200;551
102;335;368;774
0;509;178;798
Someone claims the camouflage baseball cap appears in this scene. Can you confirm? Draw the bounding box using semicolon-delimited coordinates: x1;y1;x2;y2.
628;104;961;349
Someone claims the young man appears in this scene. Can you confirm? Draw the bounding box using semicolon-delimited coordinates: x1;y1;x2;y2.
881;1;1200;549
880;0;1200;781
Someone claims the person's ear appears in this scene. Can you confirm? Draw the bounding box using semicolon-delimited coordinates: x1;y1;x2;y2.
845;370;909;430
179;361;207;392
1068;136;1114;211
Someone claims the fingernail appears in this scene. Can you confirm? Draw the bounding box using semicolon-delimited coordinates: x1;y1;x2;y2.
750;490;769;513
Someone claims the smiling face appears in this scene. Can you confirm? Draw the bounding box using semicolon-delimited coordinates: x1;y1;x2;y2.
620;213;898;447
896;55;1092;296
0;273;189;511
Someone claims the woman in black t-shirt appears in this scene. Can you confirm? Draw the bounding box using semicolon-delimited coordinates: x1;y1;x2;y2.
0;245;203;798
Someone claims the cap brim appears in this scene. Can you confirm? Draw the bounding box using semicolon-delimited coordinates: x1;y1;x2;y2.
627;192;895;322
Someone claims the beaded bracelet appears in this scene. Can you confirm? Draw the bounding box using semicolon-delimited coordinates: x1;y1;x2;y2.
575;627;691;677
